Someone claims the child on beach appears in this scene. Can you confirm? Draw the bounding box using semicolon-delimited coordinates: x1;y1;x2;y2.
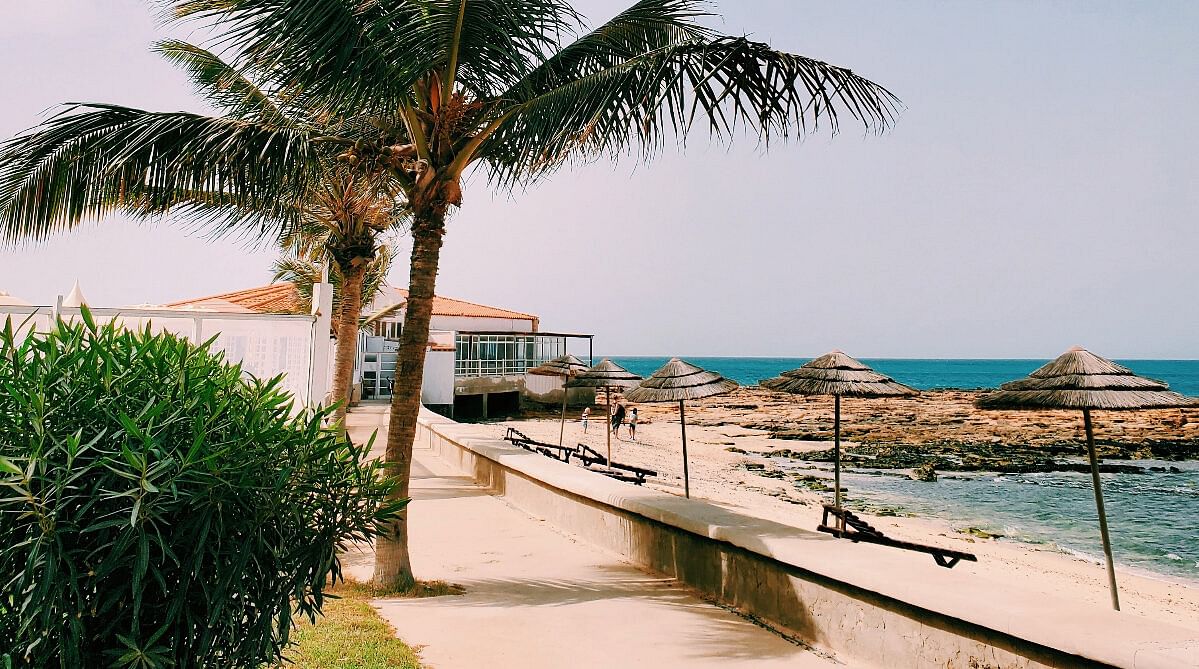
611;403;626;439
628;407;638;441
581;407;590;433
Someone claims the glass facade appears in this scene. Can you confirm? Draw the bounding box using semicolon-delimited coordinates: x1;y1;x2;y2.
454;333;566;378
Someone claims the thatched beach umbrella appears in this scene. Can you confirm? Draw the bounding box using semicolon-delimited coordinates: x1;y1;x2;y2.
527;354;590;446
565;359;642;466
761;351;917;517
976;347;1194;611
625;358;738;499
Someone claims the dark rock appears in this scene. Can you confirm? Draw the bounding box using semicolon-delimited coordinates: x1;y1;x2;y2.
910;463;938;482
958;527;1004;540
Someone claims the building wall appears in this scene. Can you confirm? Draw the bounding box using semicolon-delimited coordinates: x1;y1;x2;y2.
429;315;535;333
524;373;595;407
422;349;456;407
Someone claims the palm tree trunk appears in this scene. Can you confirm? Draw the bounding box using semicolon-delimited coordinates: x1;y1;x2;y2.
330;261;367;425
372;216;444;590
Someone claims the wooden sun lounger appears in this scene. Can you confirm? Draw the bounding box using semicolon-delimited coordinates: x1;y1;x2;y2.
817;504;978;569
574;444;657;485
501;428;656;485
583;465;647;485
503;427;575;462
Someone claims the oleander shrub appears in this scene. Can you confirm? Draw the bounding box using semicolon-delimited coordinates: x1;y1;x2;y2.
0;312;403;668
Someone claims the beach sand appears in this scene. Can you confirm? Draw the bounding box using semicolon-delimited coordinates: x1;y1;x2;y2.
483;389;1199;631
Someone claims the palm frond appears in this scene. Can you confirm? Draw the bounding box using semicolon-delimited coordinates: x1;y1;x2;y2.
170;0;439;115
361;296;404;331
153;39;291;125
508;0;713;96
270;254;320;310
435;0;581;98
169;0;583;112
272;244;393;322
481;35;900;186
0;104;317;242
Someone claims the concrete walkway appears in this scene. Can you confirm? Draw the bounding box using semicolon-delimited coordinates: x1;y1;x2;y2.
343;405;843;668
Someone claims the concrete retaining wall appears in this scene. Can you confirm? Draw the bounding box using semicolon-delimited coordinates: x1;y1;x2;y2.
416;410;1199;669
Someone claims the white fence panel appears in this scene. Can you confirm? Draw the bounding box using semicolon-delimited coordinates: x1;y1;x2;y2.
0;305;326;406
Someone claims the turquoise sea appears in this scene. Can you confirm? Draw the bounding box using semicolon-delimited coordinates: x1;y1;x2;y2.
608;356;1199;396
610;357;1199;580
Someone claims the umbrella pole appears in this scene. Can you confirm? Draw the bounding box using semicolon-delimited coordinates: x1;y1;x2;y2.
834;395;843;529
679;400;690;499
558;384;569;447
605;386;612;466
1084;408;1121;611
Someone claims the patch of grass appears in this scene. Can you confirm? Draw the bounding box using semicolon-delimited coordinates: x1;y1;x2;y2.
369;579;466;599
286;583;423;669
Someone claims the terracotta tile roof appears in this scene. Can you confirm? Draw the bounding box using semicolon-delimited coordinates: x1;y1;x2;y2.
165;283;304;314
166;283;537;321
383;288;537;321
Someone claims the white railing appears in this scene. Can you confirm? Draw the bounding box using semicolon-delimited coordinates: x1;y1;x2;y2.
453;333;566;379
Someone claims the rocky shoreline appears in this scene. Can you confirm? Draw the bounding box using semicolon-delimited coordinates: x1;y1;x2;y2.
607;387;1199;476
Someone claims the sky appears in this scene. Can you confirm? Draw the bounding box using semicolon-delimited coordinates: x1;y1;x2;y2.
0;1;1195;358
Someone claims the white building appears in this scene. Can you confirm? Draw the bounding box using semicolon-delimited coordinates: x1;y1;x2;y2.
168;283;593;418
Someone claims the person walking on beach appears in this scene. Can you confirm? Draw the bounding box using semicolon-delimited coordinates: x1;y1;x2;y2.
581;406;590;433
611;403;626;439
628;407;639;442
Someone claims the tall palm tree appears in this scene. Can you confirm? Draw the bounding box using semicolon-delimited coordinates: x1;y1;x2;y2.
0;0;900;590
268;168;407;422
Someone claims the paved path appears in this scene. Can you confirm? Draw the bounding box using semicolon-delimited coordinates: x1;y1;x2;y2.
343;405;843;669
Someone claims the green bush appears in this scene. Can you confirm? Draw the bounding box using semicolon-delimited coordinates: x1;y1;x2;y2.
0;312;403;668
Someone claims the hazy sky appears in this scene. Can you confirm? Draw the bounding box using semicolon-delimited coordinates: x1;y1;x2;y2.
1;1;1195;358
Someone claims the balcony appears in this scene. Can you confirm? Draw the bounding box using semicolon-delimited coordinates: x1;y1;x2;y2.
453;331;593;379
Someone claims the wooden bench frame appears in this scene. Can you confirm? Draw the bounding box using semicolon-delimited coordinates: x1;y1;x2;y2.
504;427;574;462
503;428;657;485
573;444;657;485
817;504;978;569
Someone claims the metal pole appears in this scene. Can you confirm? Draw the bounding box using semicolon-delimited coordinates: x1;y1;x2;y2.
680;400;690;499
558;381;569;447
605;386;612;466
1084;408;1121;611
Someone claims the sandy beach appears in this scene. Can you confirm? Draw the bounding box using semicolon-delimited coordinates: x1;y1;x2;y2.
482;388;1199;631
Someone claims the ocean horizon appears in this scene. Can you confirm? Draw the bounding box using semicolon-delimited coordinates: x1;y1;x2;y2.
606;356;1199;397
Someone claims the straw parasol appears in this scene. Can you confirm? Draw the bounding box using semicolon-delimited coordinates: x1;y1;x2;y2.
976;347;1194;611
761;351;917;519
565;359;642;466
625;358;738;498
527;354;590;446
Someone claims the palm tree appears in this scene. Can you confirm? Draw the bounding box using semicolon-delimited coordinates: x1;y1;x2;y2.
0;0;899;590
273;238;397;416
0;38;407;424
268;168;407;422
272;246;394;321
